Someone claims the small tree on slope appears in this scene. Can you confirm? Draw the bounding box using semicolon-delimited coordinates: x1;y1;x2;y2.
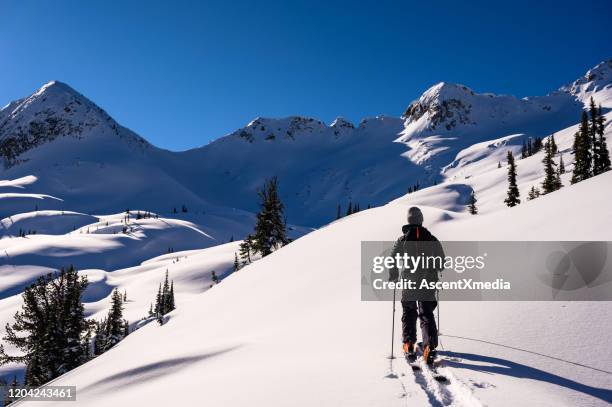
571;111;592;184
595;105;611;175
504;151;520;207
252;177;288;257
468;191;478;215
541;137;561;194
104;288;125;351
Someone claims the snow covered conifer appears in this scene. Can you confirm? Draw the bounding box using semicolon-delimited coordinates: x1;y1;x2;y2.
168;281;175;312
252;177;288;257
162;270;170;313
541;138;559;194
239;235;253;264
571;111;592;184
104;288;125;351
595;104;611;175
233;252;240;271
550;133;558;155
468;191;478;214
527;186;539;201
504;151;520;207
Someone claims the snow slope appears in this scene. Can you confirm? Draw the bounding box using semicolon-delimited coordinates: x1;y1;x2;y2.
13;169;612;407
1;60;611;406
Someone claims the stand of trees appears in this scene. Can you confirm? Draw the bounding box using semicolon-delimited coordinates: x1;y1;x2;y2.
571;98;611;184
0;267;134;388
521;136;544;158
93;288;129;356
0;267;90;386
149;270;175;325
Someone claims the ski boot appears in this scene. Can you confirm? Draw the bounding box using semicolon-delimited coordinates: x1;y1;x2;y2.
423;344;436;366
403;342;416;362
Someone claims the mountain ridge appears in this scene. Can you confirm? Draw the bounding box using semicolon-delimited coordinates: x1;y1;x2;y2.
0;61;610;227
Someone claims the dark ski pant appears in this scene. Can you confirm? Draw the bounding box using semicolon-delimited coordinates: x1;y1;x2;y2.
401;300;438;349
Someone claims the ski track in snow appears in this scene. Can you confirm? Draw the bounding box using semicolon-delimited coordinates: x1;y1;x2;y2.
410;357;484;407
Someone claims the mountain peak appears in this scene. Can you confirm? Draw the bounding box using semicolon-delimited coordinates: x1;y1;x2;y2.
402;82;477;129
560;60;612;107
330;116;354;134
232;116;328;142
0;81;148;168
36;80;78;95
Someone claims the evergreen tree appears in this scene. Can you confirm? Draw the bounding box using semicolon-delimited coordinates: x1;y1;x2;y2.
104;288;124;351
521;139;527;158
239;235;253;265
168;281;175;312
527;186;539;201
93;319;107;356
336;204;341;220
154;284;162;316
211;271;219;284
346;202;353;216
504;151;520;207
497;161;501;169
595;105;611;174
468;191;478;215
571;111;592;184
527;138;533;156
251;177;288;257
123;319;130;338
61;266;90;371
162;271;170;313
555;166;563;191
550;134;558;155
532;137;543;154
559;153;565;174
233;252;240;272
541;138;559;194
0;267;90;386
589;98;600;174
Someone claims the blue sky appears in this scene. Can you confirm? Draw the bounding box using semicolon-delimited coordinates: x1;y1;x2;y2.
1;0;611;151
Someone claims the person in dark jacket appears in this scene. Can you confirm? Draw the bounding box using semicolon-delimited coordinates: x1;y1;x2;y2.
389;207;445;364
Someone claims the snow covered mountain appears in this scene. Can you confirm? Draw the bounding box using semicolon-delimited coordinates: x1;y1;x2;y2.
560;59;612;108
1;60;612;406
2;61;610;227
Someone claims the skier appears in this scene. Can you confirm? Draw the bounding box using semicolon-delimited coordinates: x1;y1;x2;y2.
389;207;445;365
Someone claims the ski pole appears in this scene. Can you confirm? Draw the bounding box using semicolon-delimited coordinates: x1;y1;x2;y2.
436;288;444;351
390;285;397;359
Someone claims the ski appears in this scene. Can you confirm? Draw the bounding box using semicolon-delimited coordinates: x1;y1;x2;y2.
405;352;420;371
412;343;448;383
